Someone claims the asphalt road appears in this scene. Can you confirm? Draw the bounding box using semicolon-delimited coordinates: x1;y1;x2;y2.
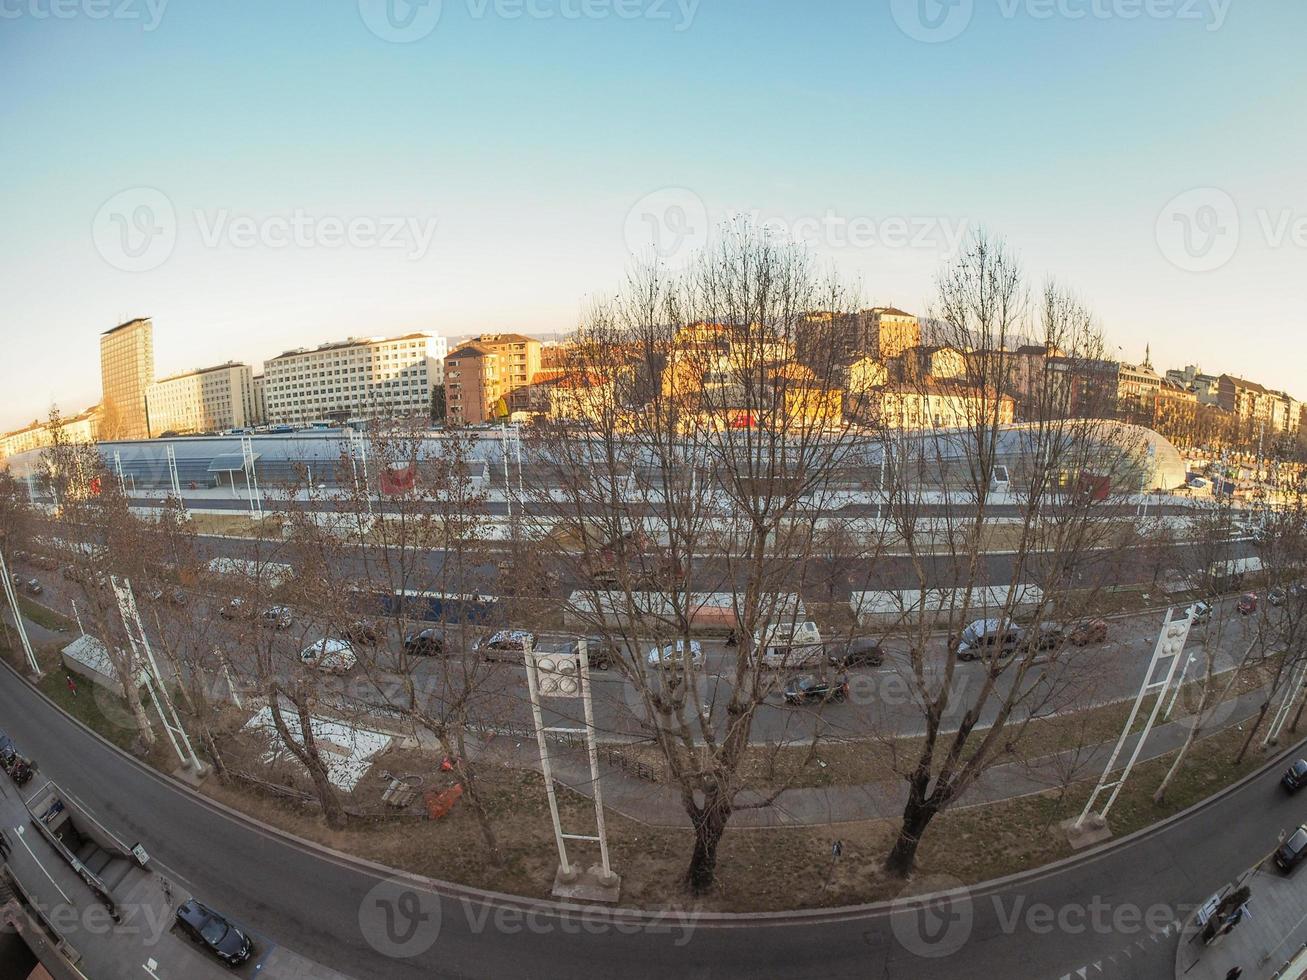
2;656;1305;980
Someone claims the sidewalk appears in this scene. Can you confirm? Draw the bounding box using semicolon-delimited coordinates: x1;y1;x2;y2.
488;684;1284;829
1175;865;1307;980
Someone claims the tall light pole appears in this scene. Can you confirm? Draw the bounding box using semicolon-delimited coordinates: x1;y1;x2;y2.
523;639;620;900
0;548;40;675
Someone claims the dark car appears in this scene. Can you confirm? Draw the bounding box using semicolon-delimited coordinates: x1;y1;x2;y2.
1068;619;1108;646
1237;593;1258;616
568;637;617;670
1031;622;1065;651
404;627;444;656
219;598;247;620
1276;825;1307;873
956;619;1025;661
826;636;884;669
340;619;381;646
783;674;849;706
175;899;254;967
1284;760;1307;794
23;578;42;596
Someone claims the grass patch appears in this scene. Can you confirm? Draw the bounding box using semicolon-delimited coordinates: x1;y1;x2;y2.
18;596;73;633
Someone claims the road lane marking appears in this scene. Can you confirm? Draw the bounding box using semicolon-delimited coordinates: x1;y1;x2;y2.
14;824;71;902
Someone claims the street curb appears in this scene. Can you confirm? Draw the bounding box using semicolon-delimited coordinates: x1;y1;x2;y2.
2;643;1305;927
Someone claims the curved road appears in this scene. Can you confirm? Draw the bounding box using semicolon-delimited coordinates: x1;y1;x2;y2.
1;657;1303;979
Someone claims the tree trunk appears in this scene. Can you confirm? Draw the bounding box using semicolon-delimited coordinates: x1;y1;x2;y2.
1153;718;1201;804
684;788;731;894
1234;701;1271;765
884;792;935;878
123;681;157;747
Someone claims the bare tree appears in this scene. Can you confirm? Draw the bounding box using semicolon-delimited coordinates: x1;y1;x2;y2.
530;224;886;893
871;235;1139;876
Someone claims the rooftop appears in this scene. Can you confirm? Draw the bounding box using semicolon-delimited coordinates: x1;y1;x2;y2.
101;316;151;337
268;332;433;361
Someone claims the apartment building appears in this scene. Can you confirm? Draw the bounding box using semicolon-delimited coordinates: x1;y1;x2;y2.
0;406;101;461
146;363;256;436
796;307;921;372
262;333;446;425
100;317;155;440
443;334;541;424
251;374;267;425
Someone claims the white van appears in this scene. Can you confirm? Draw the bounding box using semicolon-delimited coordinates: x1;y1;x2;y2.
300;638;358;675
753;620;824;669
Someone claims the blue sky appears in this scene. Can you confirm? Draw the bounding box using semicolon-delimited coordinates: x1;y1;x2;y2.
2;0;1305;430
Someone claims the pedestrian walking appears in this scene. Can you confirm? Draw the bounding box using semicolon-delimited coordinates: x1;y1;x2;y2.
65;673;78;697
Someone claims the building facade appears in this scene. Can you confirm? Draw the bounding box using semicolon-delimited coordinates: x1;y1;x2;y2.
262;333;444;425
146;363;256;436
99;317;155;440
251;374;267;425
0;406;101;461
443;334;542;424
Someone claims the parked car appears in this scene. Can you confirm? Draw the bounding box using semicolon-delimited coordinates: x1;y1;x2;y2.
1237;592;1258;616
175;899;254;967
753;620;824;670
1186;600;1212;625
825;636;884;669
260;605;292;630
403;627;444;656
1068;619;1108;646
646;639;704;670
219;598;247;620
1275;825;1307;873
1283;759;1307;794
566;637;617;670
299;638;358;675
474;629;536;660
782;674;849;705
340;619;381;646
23;578;41;596
955;619;1025;661
1031;622;1066;651
1270;584;1306;608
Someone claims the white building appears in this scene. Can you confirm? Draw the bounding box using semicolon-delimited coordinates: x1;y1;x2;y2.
262;333;446;426
146;363;256;436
